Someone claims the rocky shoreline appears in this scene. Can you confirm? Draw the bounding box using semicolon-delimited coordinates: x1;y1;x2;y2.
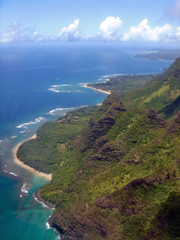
33;189;55;209
33;189;64;239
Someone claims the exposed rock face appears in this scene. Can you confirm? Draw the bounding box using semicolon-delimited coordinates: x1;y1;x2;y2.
168;111;180;134
49;215;66;235
77;100;126;153
88;141;128;163
94;136;108;151
147;109;166;127
124;171;177;191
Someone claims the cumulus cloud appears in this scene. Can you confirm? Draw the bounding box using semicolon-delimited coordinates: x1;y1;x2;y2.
98;16;123;41
2;17;180;43
122;19;173;42
56;19;81;41
0;22;43;43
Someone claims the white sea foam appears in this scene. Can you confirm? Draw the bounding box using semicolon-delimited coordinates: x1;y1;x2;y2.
98;73;124;82
20;130;28;134
3;168;18;177
48;88;61;93
9;172;18;177
21;183;29;194
20;194;22;198
48;84;79;93
35;117;45;123
79;82;88;86
33;195;49;208
48;88;72;93
47;107;75;116
0;138;9;143
51;84;73;87
16;117;46;130
46;222;51;229
45;213;53;229
55;235;61;240
11;136;17;139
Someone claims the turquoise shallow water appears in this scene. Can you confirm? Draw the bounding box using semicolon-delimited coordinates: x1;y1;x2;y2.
0;175;58;240
0;43;173;239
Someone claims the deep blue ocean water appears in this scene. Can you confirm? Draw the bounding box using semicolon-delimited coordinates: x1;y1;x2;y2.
0;43;173;239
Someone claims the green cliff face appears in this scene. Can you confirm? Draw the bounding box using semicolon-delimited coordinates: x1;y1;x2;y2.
18;58;180;239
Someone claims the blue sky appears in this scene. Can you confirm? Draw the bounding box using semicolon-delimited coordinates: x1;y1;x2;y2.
1;0;180;43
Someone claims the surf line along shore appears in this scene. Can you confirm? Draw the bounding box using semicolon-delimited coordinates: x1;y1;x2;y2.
83;84;111;95
13;134;52;181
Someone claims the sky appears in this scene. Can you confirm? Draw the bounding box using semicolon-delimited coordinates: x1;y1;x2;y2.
1;0;180;43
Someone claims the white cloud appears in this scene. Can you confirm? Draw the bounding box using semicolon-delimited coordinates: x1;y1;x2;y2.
175;26;180;40
0;22;43;43
56;19;81;41
98;16;123;41
2;17;180;43
122;19;173;42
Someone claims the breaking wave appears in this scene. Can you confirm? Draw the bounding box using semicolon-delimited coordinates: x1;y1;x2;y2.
97;73;124;82
48;84;83;93
47;107;75;116
3;169;18;177
21;183;30;194
33;195;49;208
16;117;46;130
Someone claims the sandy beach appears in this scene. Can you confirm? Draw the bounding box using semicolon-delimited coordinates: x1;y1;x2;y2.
83;84;111;95
13;134;52;181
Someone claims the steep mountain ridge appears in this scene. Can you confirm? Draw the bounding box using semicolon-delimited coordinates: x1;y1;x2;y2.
45;97;180;239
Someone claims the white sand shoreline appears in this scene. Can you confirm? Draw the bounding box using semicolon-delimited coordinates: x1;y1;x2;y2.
13;134;52;181
83;84;111;95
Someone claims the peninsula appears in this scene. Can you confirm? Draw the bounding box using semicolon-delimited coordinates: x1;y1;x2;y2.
13;135;52;181
135;49;180;60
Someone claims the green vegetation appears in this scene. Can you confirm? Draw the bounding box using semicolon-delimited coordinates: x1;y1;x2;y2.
135;49;180;60
123;57;180;119
17;58;180;239
88;74;154;95
17;105;98;173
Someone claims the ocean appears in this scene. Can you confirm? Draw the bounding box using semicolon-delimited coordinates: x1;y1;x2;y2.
0;42;173;239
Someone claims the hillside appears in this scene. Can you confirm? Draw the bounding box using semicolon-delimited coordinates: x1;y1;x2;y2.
17;58;180;239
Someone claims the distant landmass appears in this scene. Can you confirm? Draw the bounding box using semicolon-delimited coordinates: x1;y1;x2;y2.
135;49;180;60
17;58;180;239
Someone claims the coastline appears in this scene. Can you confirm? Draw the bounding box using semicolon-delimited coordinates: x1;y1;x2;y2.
83;84;111;95
33;189;55;209
13;134;52;181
